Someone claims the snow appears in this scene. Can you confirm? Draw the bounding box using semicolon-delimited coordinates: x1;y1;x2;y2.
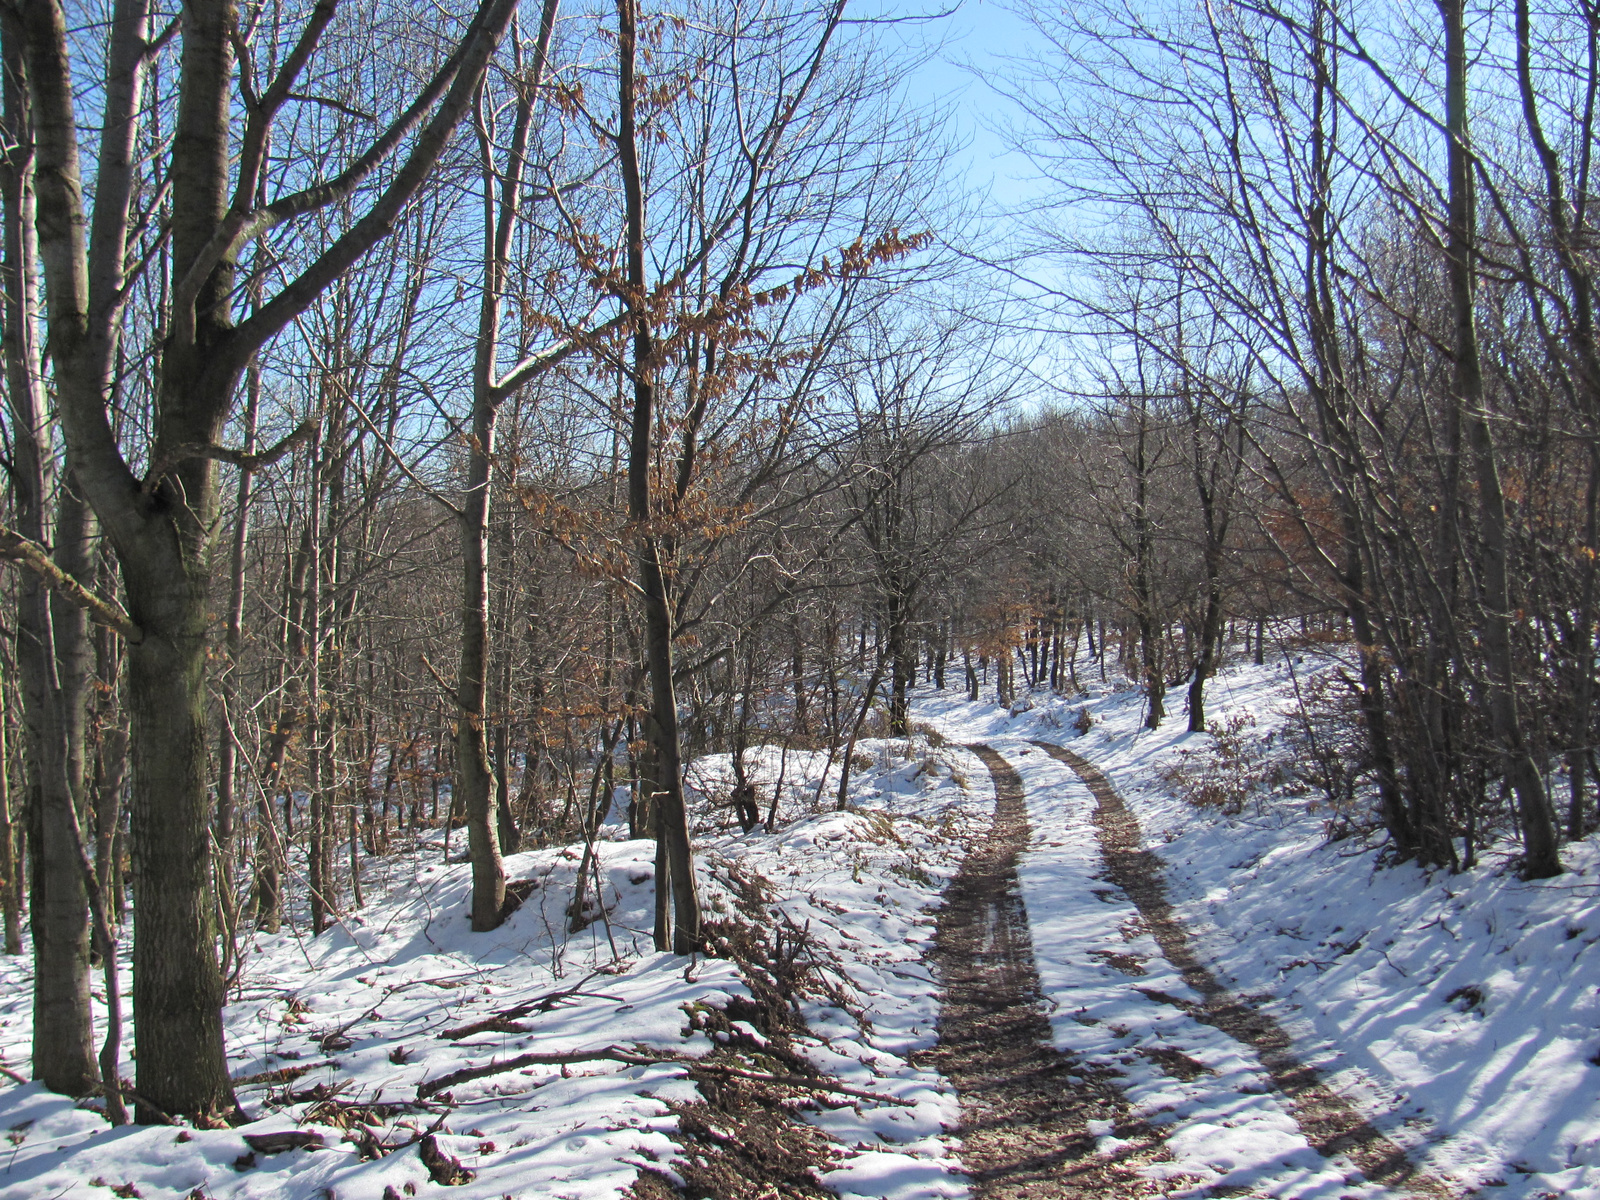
0;737;979;1199
921;649;1600;1198
689;741;980;1198
5;644;1599;1198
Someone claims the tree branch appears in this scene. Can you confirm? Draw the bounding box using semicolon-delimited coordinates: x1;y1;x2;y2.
414;1043;916;1105
200;0;520;366
0;525;141;642
143;420;316;488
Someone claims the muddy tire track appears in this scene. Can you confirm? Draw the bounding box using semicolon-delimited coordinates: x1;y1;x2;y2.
1031;739;1457;1199
929;743;1171;1198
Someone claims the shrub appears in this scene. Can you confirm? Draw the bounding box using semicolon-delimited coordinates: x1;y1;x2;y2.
1282;670;1376;839
1160;712;1284;814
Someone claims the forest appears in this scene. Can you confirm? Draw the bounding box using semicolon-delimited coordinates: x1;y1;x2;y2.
0;0;1595;1195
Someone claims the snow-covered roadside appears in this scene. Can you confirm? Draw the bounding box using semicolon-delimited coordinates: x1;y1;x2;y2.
920;653;1600;1199
690;739;983;1199
0;735;981;1200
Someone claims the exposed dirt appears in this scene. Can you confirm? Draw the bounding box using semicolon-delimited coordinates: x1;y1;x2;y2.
929;743;1178;1198
627;890;867;1200
1031;739;1459;1199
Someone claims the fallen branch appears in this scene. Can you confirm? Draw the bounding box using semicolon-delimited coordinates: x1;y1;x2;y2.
436;973;618;1040
415;1045;915;1107
416;1046;640;1098
686;1062;917;1107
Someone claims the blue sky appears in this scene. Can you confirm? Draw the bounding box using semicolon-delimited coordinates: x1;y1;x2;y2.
875;0;1044;211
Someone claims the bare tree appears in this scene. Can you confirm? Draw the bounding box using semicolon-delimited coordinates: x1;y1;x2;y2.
15;0;519;1121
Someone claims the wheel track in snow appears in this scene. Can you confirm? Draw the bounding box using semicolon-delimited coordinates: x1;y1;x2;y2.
930;743;1172;1198
1030;738;1458;1199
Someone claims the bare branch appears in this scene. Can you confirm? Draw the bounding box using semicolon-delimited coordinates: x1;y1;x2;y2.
0;525;141;642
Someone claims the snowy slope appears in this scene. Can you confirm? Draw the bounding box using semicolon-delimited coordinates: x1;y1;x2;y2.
920;651;1600;1199
0;736;981;1200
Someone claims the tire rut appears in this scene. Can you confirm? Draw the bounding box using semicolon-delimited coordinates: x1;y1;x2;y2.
929;743;1171;1198
1030;738;1458;1199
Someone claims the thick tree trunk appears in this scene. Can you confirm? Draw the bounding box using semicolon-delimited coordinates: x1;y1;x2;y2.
122;545;235;1121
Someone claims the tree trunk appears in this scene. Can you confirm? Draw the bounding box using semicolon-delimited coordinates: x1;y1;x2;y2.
887;590;911;736
122;546;236;1120
215;362;259;909
1441;0;1559;877
618;0;700;955
0;18;95;1091
92;630;127;922
836;650;887;810
1130;395;1164;728
456;377;507;930
0;674;20;956
1186;587;1222;733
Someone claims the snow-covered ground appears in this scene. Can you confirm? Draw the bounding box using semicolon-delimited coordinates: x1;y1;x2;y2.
0;737;983;1200
921;649;1600;1199
5;643;1597;1199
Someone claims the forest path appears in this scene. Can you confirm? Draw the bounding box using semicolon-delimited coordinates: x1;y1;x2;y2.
1026;739;1457;1200
928;743;1171;1198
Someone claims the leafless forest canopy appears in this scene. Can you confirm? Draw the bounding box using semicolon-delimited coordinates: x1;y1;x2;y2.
0;0;1595;1125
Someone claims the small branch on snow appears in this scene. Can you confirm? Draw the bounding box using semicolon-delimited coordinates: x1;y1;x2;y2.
688;1062;918;1106
416;1046;646;1098
435;972;618;1040
414;1045;917;1107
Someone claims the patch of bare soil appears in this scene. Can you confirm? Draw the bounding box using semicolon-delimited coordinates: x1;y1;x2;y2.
930;744;1182;1198
1031;739;1458;1199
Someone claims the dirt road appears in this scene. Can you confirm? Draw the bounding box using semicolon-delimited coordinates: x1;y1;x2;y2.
929;743;1168;1197
1029;740;1452;1198
930;739;1456;1198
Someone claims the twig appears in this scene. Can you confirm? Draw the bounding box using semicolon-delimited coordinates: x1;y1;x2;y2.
435;972;616;1039
687;1062;916;1106
416;1046;642;1098
421;654;465;708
